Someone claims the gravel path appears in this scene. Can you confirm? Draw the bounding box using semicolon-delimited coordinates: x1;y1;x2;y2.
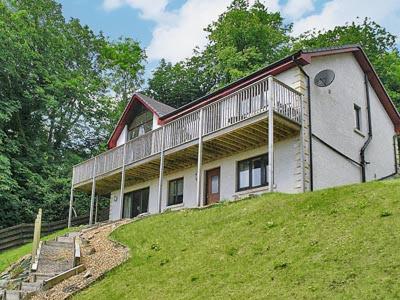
31;220;131;300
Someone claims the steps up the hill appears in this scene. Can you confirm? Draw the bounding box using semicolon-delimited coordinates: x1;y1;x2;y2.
1;232;83;300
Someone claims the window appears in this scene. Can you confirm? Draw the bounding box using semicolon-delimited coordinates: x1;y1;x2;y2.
354;104;361;131
211;175;219;194
237;154;268;191
168;178;184;206
122;188;149;218
128;110;153;140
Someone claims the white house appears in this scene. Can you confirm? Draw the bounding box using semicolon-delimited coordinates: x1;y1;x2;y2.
68;45;400;226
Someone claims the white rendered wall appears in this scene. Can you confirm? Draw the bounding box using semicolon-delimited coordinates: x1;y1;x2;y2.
116;125;127;147
109;137;298;220
303;52;396;189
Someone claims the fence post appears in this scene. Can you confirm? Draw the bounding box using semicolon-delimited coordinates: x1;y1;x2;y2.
31;209;42;260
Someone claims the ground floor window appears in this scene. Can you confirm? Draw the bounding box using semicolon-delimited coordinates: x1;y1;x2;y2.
122;187;149;218
237;154;268;191
168;177;184;206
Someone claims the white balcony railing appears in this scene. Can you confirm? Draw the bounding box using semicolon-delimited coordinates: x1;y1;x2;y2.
72;76;302;186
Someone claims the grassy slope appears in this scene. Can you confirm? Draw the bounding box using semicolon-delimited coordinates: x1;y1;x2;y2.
74;179;399;299
0;227;76;273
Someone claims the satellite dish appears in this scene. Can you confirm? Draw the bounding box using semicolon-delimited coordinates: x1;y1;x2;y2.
314;69;335;87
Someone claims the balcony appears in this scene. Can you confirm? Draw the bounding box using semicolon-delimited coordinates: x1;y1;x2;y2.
72;76;303;194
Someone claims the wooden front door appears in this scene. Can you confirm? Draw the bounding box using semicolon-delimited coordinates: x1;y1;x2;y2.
206;167;220;205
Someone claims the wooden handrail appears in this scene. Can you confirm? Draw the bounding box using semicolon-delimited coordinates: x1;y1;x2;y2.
72;76;303;186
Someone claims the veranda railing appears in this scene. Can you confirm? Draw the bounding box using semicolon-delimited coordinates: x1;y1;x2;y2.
72;77;302;185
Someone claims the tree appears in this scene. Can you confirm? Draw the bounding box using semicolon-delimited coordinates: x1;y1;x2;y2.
101;37;146;115
0;0;146;228
147;0;292;107
147;50;217;107
293;18;400;109
205;0;292;87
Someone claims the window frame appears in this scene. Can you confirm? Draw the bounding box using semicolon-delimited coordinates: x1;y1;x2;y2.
168;177;184;206
127;110;153;141
354;104;362;131
122;187;150;218
236;154;268;192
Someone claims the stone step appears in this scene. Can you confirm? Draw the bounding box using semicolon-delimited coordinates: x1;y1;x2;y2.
45;241;74;248
56;236;74;243
66;232;80;238
4;290;24;300
36;243;74;274
20;282;42;292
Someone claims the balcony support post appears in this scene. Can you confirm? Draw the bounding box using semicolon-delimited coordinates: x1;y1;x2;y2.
267;77;274;192
119;144;127;219
196;109;204;207
89;157;97;226
68;170;74;228
158;127;166;213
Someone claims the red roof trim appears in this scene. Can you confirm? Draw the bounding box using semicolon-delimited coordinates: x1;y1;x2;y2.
107;94;159;149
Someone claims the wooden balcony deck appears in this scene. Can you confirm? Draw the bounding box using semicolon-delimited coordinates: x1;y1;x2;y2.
72;76;303;194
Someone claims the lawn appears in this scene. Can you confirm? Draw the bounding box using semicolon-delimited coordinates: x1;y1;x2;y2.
0;227;77;273
74;179;398;299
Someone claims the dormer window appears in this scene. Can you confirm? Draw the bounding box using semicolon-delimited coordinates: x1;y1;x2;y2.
127;106;153;141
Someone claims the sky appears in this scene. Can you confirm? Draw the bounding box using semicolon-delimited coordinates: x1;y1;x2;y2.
57;0;400;78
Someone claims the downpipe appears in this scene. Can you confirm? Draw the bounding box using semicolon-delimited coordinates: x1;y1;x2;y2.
360;73;373;182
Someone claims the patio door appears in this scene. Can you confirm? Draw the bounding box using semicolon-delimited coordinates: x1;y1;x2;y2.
205;167;220;205
123;187;149;218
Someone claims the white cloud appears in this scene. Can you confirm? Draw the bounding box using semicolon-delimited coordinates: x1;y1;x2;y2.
103;0;281;63
103;0;400;64
283;0;315;20
292;0;400;36
147;0;230;63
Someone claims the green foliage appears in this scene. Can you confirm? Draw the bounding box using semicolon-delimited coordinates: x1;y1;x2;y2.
147;0;292;105
0;0;145;228
75;179;400;299
148;8;399;113
147;54;216;108
101;37;146;114
205;0;292;86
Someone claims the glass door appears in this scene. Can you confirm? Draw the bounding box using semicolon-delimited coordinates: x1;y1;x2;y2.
123;187;149;218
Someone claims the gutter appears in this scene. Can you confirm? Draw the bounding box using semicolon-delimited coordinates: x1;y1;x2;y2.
360;73;373;182
292;55;314;191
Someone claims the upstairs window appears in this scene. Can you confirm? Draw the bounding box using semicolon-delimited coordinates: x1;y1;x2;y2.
128;109;153;140
168;178;184;206
237;154;268;191
354;104;362;131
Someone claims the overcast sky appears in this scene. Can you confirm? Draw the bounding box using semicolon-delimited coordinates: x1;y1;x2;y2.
57;0;400;77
